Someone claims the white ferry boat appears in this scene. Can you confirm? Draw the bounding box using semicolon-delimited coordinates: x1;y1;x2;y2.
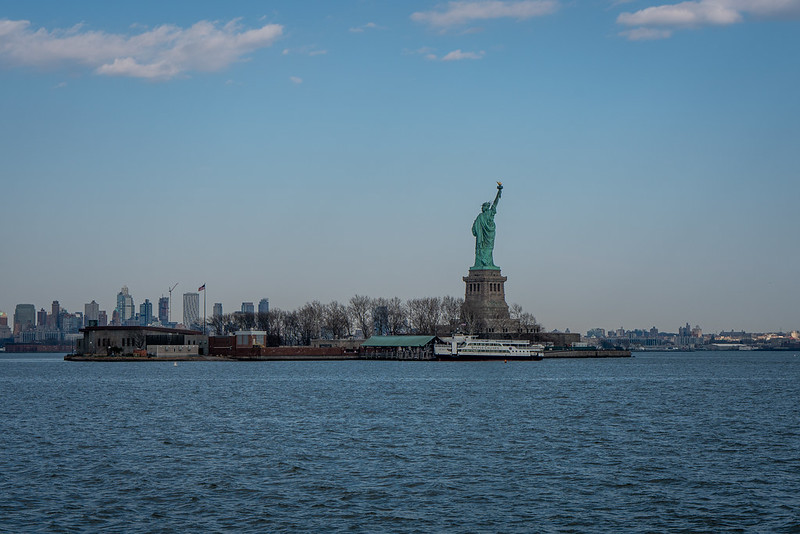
434;336;544;361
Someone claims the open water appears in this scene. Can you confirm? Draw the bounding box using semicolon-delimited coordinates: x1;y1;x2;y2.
1;351;799;533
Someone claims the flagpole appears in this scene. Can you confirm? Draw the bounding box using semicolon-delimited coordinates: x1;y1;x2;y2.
203;285;206;336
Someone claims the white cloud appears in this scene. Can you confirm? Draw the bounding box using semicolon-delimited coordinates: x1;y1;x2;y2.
404;46;485;61
441;49;486;60
411;0;559;28
617;1;742;27
0;17;283;80
290;76;303;84
349;22;381;33
281;46;326;57
619;27;673;40
617;0;800;39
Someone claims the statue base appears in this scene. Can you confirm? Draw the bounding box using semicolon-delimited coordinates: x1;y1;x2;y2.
463;269;510;332
469;265;500;271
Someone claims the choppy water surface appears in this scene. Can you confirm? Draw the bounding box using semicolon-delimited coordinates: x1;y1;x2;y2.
1;352;799;532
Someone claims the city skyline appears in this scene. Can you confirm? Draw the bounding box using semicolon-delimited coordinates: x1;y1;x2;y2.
1;1;798;334
2;286;797;338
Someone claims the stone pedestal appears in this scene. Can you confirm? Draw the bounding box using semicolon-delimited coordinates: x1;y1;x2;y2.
463;269;510;331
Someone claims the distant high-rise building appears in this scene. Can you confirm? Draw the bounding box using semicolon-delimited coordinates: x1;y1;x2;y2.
258;298;269;315
37;308;48;328
116;286;135;323
98;310;108;327
183;292;200;328
85;300;100;326
116;290;125;323
140;299;153;326
158;297;169;324
0;312;10;340
213;303;223;317
13;304;36;334
62;313;81;333
241;302;255;315
51;301;61;329
373;306;389;336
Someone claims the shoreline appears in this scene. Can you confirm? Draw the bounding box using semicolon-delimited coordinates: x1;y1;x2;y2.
64;349;632;362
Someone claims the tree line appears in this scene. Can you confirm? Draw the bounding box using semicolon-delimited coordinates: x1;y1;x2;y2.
205;295;539;346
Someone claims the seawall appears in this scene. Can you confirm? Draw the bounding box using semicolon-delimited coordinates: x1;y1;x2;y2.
543;350;631;358
66;349;632;361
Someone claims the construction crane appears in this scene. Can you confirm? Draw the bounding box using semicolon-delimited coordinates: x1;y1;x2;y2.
168;283;178;323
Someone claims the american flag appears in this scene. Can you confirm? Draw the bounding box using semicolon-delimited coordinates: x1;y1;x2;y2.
198;284;205;291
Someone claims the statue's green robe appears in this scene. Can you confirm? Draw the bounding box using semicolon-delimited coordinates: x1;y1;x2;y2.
472;206;498;270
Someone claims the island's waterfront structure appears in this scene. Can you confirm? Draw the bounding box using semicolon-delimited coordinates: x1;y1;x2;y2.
73;326;208;358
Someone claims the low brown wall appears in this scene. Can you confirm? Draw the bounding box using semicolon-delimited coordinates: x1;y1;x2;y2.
6;343;74;353
543;350;631;358
65;355;232;362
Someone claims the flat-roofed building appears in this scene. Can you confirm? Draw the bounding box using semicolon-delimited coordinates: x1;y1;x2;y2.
85;300;100;326
75;326;207;357
14;304;36;334
158;297;169;324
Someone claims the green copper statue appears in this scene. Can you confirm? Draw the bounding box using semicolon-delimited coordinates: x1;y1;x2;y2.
471;182;503;270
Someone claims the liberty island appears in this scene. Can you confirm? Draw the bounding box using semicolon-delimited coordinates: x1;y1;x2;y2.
61;181;628;361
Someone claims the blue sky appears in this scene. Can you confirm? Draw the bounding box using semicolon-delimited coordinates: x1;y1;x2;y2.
1;0;798;334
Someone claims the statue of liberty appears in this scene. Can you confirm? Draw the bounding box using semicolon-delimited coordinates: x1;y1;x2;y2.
471;182;503;270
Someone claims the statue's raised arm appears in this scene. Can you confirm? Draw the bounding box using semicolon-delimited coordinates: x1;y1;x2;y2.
492;181;503;211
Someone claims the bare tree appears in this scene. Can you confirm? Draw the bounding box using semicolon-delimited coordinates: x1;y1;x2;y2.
348;295;373;339
208;313;232;336
407;297;441;335
131;329;146;350
509;303;539;332
256;312;271;333
423;297;442;335
297;301;323;345
224;314;238;334
386;297;407;335
281;310;301;346
233;311;256;331
407;298;425;334
440;295;464;334
461;303;486;335
519;312;539;333
323;301;350;339
266;309;284;346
